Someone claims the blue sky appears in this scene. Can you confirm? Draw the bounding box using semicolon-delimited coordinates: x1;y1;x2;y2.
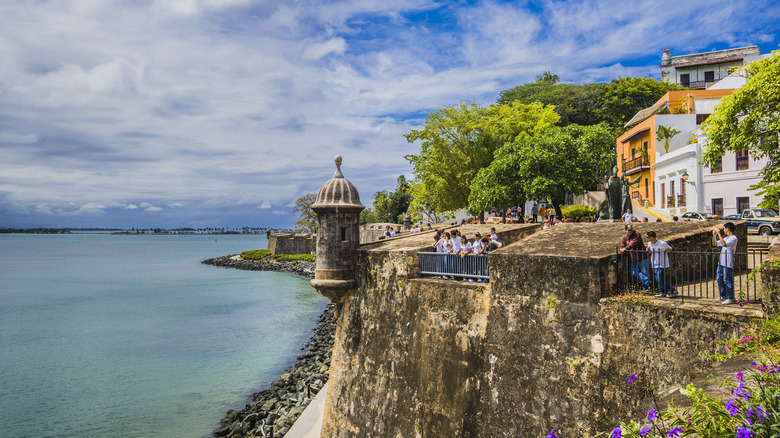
1;0;778;229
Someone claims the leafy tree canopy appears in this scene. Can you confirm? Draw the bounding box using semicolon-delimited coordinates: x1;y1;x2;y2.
701;50;780;209
469;123;616;217
596;76;680;129
498;82;607;127
404;101;559;212
293;193;317;232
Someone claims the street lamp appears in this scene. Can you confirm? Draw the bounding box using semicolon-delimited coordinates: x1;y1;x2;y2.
682;171;696;187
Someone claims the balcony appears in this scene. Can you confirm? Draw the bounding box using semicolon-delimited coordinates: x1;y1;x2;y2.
677;194;687;208
622;156;650;176
667;196;676;208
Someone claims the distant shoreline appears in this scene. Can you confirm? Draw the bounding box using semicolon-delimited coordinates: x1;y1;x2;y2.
203;255;333;438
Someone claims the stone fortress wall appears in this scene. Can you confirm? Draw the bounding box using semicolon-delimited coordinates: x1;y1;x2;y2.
267;233;316;255
320;221;763;437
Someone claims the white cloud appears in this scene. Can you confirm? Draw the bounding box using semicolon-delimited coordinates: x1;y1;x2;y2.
123;204;138;210
61;203;107;215
145;206;163;212
272;210;288;215
303;38;347;60
257;201;272;209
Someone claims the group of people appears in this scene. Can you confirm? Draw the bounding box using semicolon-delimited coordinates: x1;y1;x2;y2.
429;227;502;282
619;222;738;304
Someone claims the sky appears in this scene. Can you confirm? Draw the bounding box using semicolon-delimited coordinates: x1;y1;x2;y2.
1;0;779;229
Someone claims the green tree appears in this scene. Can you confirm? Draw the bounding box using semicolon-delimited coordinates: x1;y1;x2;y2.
656;125;681;153
498;82;607;127
701;51;780;209
404;101;559;212
293;193;317;232
597;76;680;129
469;124;616;217
372;190;391;222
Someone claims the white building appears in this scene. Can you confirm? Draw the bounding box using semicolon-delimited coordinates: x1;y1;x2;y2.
654;66;769;217
660;46;764;89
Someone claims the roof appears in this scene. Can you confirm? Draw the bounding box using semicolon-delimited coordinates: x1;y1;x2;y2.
311;155;365;210
672;55;745;68
624;100;669;128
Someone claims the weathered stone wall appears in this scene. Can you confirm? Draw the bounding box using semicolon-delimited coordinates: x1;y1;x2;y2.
268;233;316;255
320;222;757;437
359;223;400;243
761;236;780;315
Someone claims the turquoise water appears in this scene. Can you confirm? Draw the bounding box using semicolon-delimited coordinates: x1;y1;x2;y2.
0;234;326;438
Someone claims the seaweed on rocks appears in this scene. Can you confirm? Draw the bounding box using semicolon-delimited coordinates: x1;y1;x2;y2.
207;255;335;438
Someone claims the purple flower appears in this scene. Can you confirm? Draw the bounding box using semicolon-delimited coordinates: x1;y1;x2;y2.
639;426;652;436
726;398;739;416
648;409;658;423
737;371;744;380
611;427;622;438
666;426;682;437
736;426;755;438
546;430;559;438
751;361;757;367
628;372;637;385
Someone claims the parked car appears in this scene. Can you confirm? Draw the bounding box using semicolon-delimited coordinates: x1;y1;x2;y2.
741;208;780;236
680;211;713;221
722;214;742;221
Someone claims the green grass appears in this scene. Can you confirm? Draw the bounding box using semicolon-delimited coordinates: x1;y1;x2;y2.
240;249;315;263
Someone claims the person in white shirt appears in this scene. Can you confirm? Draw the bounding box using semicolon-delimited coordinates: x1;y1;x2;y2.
459;235;472;257
542;219;551;230
471;233;485;254
451;230;462;254
489;227;498;241
622;208;637;223
645;231;676;298
713;222;738;304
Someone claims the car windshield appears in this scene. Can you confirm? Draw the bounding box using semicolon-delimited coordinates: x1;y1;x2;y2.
704;213;713;219
755;210;779;218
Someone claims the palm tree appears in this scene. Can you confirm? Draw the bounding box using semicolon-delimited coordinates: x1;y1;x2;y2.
536;71;559;84
656;125;681;153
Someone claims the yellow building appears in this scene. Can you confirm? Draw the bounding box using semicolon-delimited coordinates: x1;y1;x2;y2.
616;89;734;208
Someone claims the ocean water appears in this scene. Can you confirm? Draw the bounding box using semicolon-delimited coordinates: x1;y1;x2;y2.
0;233;326;438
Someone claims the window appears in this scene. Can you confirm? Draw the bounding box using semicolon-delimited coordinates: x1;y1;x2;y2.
696;113;710;124
704;71;715;83
712;198;724;217
736;149;749;170
711;157;723;173
737;197;751;215
631;148;636;158
680;73;690;87
340;227;347;242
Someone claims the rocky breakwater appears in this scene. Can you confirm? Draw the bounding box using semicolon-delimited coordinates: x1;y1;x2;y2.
203;255;334;438
203;255;315;278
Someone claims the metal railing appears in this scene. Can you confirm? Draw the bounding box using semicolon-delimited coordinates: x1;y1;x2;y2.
667;196;676;208
614;247;768;303
623;156;650;173
418;252;489;281
677;194;686;207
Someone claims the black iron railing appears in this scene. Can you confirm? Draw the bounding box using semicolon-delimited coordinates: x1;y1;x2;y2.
614;247;768;304
418;252;489;281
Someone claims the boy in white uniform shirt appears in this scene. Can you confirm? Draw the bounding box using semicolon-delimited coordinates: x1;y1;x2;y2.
645;231;676;298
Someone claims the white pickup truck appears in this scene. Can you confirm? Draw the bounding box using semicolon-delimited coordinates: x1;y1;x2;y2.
740;208;780;236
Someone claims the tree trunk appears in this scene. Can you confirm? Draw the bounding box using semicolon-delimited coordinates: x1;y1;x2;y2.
551;200;564;218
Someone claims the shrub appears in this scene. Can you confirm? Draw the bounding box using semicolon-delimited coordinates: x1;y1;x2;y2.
561;204;595;219
271;254;316;263
241;249;272;260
